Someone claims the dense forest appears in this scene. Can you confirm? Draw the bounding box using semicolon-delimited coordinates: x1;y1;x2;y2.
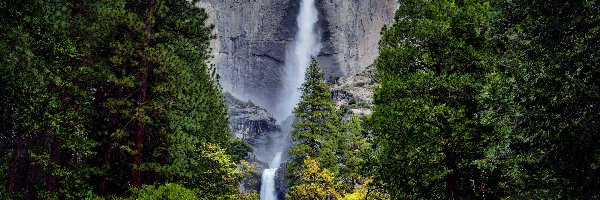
1;0;599;199
289;0;599;199
0;0;254;199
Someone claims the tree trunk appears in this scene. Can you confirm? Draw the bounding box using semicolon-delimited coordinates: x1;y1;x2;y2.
442;121;458;200
444;145;457;200
26;161;37;200
99;124;114;194
131;121;143;188
46;134;59;193
100;86;121;194
131;0;155;188
7;135;25;194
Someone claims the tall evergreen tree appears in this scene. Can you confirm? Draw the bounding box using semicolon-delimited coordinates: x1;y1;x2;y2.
338;115;369;192
289;59;340;170
91;0;246;196
478;0;600;198
0;1;100;198
370;0;493;198
287;59;340;191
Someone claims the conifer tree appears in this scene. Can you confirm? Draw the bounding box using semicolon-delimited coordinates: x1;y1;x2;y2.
0;0;250;198
287;58;341;194
338;115;369;192
0;1;99;198
370;0;492;198
288;58;340;173
478;0;600;198
92;0;246;196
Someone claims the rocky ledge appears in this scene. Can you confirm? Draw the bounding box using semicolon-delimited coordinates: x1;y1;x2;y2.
225;93;281;147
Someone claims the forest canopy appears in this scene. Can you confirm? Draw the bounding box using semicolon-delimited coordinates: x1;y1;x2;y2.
0;0;251;199
1;0;599;199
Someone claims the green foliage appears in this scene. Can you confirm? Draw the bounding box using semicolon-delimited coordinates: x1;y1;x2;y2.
370;0;493;198
133;183;197;200
226;139;254;163
289;59;341;171
3;0;597;199
337;115;370;192
287;60;378;198
371;0;600;199
0;0;250;199
0;0;100;198
476;0;600;198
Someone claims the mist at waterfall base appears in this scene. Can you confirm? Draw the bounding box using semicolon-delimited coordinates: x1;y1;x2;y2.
257;0;321;199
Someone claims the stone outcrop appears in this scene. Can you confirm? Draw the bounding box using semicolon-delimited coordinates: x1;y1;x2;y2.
197;0;397;112
225;93;280;146
197;0;297;111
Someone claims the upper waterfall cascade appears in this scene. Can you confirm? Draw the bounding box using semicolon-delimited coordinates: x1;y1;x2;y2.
275;0;322;121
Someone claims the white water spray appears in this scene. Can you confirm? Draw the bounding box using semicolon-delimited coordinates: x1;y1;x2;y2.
260;0;321;199
260;152;282;199
274;0;322;121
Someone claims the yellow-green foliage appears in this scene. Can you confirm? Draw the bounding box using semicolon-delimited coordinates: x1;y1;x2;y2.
341;189;366;200
134;183;197;200
286;156;341;200
237;190;259;200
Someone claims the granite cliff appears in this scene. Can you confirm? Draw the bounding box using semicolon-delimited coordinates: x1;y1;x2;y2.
197;0;397;113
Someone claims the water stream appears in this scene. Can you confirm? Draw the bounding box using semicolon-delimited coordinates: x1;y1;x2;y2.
259;0;321;199
260;152;282;199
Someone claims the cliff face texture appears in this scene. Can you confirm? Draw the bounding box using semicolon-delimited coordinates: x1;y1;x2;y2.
196;0;296;111
318;0;398;79
197;0;397;112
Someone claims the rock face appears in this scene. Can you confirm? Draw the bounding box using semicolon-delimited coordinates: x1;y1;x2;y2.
197;0;298;111
197;0;397;112
317;0;398;80
225;93;280;147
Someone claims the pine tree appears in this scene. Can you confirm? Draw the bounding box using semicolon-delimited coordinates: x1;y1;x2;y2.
1;0;250;198
338;115;369;192
0;1;100;198
288;59;340;180
478;0;600;198
370;0;493;198
287;59;339;197
92;0;246;196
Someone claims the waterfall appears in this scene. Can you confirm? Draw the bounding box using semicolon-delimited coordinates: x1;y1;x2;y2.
260;152;282;200
259;0;321;199
274;0;321;121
